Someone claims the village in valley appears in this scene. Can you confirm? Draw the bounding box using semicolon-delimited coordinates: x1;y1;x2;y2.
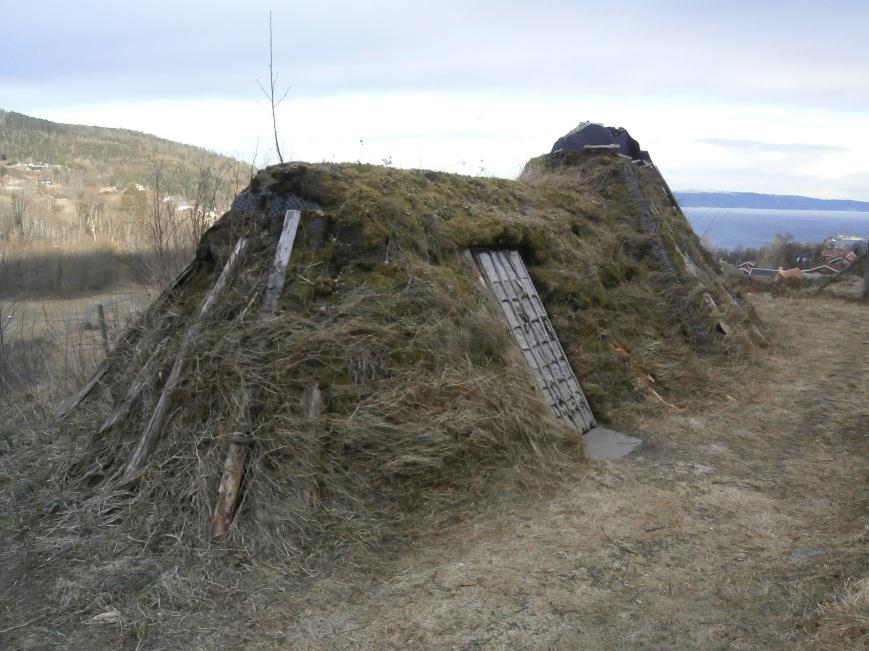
736;235;867;282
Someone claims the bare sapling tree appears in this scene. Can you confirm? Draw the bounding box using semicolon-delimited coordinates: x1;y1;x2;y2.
9;196;27;239
257;11;290;164
142;164;183;290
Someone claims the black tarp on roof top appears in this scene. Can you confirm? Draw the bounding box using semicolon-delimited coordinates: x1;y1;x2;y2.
551;122;652;163
551;122;615;152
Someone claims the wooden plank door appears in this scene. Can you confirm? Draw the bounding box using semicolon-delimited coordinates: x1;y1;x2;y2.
473;250;596;433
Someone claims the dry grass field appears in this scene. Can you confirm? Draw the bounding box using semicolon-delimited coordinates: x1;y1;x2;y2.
234;294;865;650
0;293;866;649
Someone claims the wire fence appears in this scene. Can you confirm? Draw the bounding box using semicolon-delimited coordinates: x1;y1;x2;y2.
0;291;150;406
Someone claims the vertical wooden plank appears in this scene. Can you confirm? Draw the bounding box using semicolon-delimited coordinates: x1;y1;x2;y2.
261;210;301;314
477;252;551;399
97;304;110;355
490;252;569;412
121;238;248;483
480;251;555;402
504;251;595;430
492;251;562;398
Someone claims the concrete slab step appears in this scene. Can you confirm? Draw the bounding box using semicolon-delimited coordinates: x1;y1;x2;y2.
583;427;642;459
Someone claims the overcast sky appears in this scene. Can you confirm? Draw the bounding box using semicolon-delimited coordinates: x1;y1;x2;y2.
2;1;868;199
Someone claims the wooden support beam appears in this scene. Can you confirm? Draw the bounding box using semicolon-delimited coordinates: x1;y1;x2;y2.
97;342;167;434
56;361;110;420
121;238;248;483
261;210;301;314
211;210;302;537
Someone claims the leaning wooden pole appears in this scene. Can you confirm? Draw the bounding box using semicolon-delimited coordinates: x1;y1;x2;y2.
211;210;300;538
97;342;167;434
121;238;248;483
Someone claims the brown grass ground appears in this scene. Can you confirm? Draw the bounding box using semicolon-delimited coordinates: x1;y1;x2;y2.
1;294;866;649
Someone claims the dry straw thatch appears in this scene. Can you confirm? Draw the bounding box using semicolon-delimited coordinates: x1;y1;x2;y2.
58;149;759;565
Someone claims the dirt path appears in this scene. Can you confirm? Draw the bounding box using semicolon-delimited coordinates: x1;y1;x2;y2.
263;296;867;649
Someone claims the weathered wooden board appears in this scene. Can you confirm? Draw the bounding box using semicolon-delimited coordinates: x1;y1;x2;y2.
473;250;596;433
122;237;248;483
261;210;301;313
212;211;302;537
56;361;110;420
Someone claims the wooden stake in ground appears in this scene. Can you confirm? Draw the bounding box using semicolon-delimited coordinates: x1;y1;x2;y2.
211;210;300;538
211;433;251;538
97;304;110;355
121;238;248;483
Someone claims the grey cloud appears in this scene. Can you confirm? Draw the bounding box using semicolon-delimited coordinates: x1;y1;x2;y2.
3;1;869;111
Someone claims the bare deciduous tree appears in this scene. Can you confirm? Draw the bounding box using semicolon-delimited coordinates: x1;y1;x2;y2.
257;11;290;164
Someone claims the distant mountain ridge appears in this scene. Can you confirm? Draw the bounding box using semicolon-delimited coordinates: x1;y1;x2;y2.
0;109;245;199
674;191;869;212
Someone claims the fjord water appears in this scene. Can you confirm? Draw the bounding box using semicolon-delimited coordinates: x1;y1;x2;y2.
683;207;869;250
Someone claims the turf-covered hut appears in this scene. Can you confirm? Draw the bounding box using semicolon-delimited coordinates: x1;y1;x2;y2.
59;132;756;560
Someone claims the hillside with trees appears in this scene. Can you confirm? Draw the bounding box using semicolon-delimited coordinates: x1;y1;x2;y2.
0;111;250;295
675;190;869;212
0;110;247;199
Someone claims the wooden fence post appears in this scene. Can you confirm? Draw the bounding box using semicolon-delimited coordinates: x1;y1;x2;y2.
97;304;110;356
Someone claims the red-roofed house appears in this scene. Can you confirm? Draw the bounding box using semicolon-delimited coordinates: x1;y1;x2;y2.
821;248;850;262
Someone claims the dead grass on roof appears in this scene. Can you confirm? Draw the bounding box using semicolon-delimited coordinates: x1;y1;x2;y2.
46;153;763;563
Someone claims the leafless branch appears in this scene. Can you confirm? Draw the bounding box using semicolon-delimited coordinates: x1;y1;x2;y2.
256;11;290;164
